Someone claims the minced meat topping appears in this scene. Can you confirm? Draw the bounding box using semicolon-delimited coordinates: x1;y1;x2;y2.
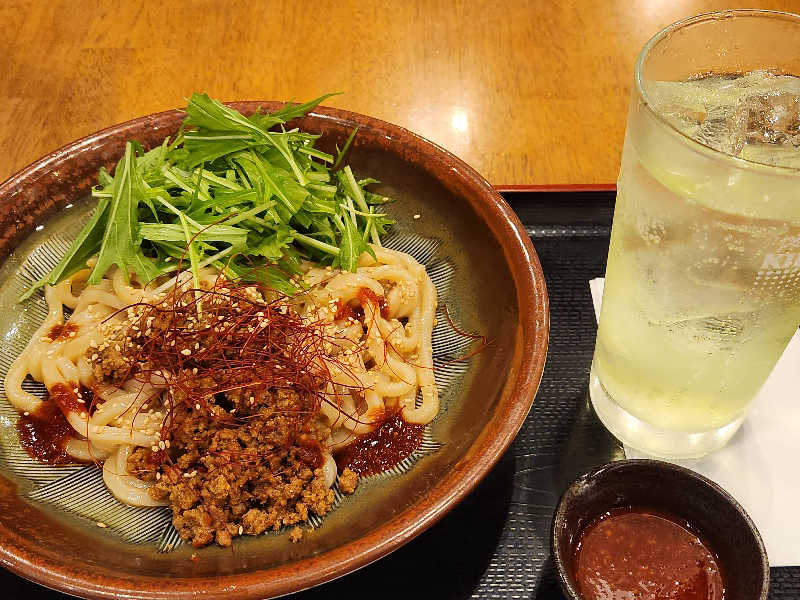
127;384;335;547
87;281;359;547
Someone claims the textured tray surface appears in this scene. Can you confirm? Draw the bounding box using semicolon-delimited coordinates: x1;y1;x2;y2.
3;190;797;599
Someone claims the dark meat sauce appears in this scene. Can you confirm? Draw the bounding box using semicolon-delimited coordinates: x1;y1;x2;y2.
335;413;424;477
16;383;93;465
45;322;79;342
335;287;390;321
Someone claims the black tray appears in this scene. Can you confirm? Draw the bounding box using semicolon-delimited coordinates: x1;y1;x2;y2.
3;189;798;599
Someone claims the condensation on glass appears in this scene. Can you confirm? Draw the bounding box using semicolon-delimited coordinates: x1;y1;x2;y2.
591;10;800;458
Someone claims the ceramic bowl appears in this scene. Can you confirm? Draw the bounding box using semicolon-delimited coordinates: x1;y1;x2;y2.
551;459;769;600
0;103;548;598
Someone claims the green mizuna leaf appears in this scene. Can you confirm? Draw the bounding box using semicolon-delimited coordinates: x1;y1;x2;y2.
332;126;358;171
332;213;365;271
184;93;268;138
182;138;253;169
139;223;248;246
249;226;295;260
24;93;393;300
89;142;163;285
254;93;340;124
20;197;111;300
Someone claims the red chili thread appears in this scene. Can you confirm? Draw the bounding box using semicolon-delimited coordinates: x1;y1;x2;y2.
96;267;489;475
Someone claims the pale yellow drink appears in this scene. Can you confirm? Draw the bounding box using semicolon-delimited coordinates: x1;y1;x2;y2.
591;68;800;458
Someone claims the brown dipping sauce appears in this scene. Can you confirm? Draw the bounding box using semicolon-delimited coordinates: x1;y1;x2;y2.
334;413;424;476
16;383;94;465
574;508;725;600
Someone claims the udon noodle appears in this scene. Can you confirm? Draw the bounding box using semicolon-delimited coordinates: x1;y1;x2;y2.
6;245;437;542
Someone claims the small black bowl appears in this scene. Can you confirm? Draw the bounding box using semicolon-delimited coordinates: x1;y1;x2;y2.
551;459;769;600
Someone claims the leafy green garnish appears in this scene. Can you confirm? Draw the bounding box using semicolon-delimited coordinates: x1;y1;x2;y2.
91;142;164;286
24;93;394;299
332;126;358;171
19;197;111;301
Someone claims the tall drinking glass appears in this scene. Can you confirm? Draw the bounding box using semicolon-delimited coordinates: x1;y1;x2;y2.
590;10;800;459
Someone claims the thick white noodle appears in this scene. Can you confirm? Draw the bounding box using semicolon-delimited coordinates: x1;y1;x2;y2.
301;245;438;434
5;267;166;505
5;245;438;507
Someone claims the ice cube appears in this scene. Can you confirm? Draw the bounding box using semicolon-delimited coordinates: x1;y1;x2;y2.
646;71;800;168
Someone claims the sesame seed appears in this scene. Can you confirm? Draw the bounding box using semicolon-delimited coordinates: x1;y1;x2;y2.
238;525;243;535
96;522;108;528
181;348;191;356
413;214;421;219
23;411;29;416
156;472;161;480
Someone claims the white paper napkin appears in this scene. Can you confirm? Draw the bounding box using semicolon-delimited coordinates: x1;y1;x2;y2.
589;277;800;566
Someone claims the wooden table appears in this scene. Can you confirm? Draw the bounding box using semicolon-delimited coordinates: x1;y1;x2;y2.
0;0;797;186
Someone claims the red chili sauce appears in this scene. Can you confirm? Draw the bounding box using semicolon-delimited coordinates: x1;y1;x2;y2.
335;287;390;321
16;383;94;465
334;413;424;476
45;322;79;341
574;508;725;600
